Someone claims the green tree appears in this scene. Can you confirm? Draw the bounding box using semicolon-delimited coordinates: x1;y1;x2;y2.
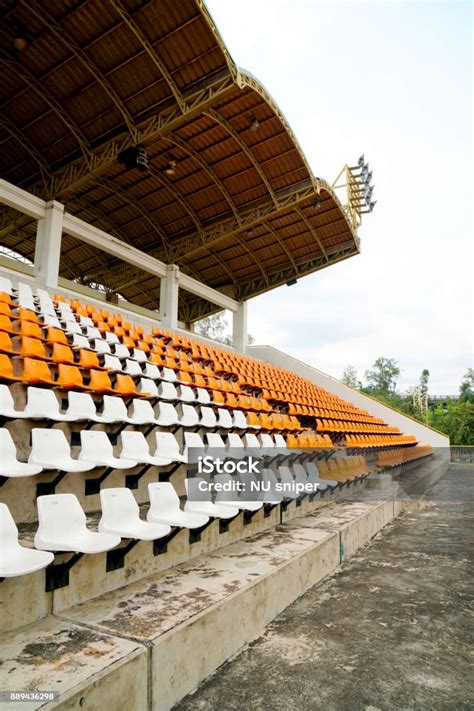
363;357;400;397
194;311;254;346
342;365;361;389
459;368;474;403
419;369;430;398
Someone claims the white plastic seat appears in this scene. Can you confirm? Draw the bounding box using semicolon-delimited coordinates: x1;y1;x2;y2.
71;334;91;350
143;363;161;380
177;385;195;402
131;348;147;362
243;433;262;456
195;387;211;405
86;327;102;340
129;399;158;425
161;367;178;382
184;432;205;459
227;433;245;449
105;331;119;345
0;429;43;477
64;321;82;335
17;283;36;310
200;406;217;428
113;344;130;359
57;302;73;317
79;431;137;469
35;494;121;553
184;478;239;519
92;338;111;355
214;473;262;512
78;316;94;328
305;461;336;490
103;354;123;372
42;314;62;329
258;469;283;504
139;377;157;396
24;387;77;422
259;433;276;456
278;466;298;499
38;302;56;317
147;482;209;528
154;432;186;463
179;404;199;427
0;276;13;295
0;503;54;577
217;408;233;428
273;434;287;449
233;410;248;429
120;431;172;466
205;433;226;449
0;384;29;418
29;429;95;472
155;402;180;426
158;381;178;400
99;488;171;540
101;395;134;423
124;358;142;376
292;463;309;496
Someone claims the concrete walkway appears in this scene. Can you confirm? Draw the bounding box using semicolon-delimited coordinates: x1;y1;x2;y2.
176;466;474;711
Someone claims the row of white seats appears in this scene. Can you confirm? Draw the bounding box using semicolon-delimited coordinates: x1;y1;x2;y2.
0;460;337;577
0;385;254;429
0;428;294;478
0;278;56;312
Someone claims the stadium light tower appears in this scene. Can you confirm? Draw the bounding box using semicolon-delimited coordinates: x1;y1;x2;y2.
332;156;376;228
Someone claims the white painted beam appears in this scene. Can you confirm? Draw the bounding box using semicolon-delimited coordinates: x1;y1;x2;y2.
232;301;248;353
160;264;179;330
178;272;238;312
0;179;46;219
34;201;64;287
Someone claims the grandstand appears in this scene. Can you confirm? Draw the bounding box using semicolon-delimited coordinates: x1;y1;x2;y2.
0;1;449;709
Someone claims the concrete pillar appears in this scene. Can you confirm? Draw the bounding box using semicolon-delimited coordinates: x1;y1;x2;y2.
160;264;179;330
232;301;248;353
34;200;64;287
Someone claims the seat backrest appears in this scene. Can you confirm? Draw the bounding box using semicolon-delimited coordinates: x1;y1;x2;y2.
233;410;248;428
143;363;161;380
156;402;178;423
0;502;20;547
81;430;113;457
88;369;112;392
23;358;53;383
159;381;177;398
292;464;308;485
185;476;211;502
148;482;180;514
26;387;60;416
206;433;226;449
102;395;128;420
100;487;139;525
227;433;244;448
114;374;138;395
56;363;84;389
93;338;111;355
113;344;130;359
66;391;97;418
130;398;155;422
31;428;70;460
155;431;181;458
124;359;142;376
120;431;149;458
0;428;18;462
0;383;15;412
244;433;260;449
200;406;217;426
37;494;86;533
259;434;274;448
103;354;122;371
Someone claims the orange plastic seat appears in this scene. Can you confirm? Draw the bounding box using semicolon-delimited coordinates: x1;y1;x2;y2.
45;327;68;345
0;332;15;354
16;320;44;340
0;354;22;381
258;413;273;430
56;364;88;390
78;349;105;370
212;390;225;406
0;292;13;305
114;374;150;397
88;369;114;393
0;316;16;334
17;308;39;324
179;371;193;385
22;358;54;385
246;412;260;428
0;303;12;317
50;343;75;364
18;336;48;360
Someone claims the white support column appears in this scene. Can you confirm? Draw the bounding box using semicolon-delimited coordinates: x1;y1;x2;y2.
160;264;180;330
34;200;64;287
232;301;248;353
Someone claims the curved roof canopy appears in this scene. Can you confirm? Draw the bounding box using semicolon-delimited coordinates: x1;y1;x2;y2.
0;0;359;321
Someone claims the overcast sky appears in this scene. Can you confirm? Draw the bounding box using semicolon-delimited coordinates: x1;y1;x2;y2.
206;0;473;395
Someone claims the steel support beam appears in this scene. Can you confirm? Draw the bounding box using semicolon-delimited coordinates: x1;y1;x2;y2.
34;200;64;287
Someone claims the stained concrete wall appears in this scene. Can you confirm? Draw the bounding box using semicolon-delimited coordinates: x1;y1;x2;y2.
248;345;450;450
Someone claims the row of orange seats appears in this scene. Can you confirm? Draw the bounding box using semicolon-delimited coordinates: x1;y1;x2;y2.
377;446;433;467
316;419;392;434
247;412;302;431
318;456;371;481
286;432;334;448
346;434;417;448
0;354;149;396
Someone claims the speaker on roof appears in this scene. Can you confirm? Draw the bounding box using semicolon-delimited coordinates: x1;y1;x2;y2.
117;145;149;172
